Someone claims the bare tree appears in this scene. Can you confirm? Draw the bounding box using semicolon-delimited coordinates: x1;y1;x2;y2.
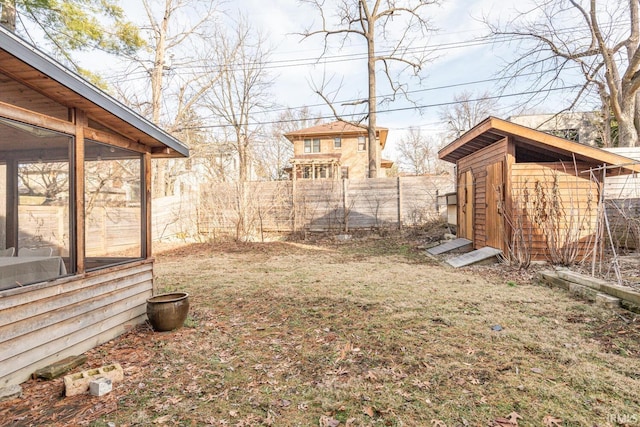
439;90;499;139
485;0;640;147
204;15;274;184
300;0;438;178
17;163;68;202
111;0;222;196
395;127;435;175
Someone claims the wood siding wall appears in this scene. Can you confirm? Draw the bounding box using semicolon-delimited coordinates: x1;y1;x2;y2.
0;261;152;387
510;163;599;261
456;138;508;249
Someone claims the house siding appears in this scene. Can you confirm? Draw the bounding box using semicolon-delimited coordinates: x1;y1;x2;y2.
292;135;370;179
0;261;152;387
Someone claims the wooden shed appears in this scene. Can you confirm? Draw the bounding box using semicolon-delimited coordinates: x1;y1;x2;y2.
438;117;640;262
0;27;188;387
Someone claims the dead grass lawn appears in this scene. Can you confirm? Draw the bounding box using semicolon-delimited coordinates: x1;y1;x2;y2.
2;235;640;426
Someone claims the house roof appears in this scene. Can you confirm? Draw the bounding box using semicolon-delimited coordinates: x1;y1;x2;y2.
284;121;389;149
0;26;188;158
439;116;640;173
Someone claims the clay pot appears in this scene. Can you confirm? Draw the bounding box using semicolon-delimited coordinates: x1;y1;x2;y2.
146;292;190;332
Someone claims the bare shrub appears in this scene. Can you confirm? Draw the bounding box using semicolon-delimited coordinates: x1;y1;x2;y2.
502;185;532;269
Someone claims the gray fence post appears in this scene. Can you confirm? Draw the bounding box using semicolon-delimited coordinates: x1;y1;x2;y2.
397;176;402;230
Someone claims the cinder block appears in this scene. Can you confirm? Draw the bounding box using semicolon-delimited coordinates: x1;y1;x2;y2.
89;377;113;396
0;384;22;401
64;363;123;397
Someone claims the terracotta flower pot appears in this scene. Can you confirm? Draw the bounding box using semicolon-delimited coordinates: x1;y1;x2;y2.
146;292;190;332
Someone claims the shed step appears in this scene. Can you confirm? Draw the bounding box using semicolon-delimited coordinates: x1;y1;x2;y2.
426;238;472;255
446;247;502;268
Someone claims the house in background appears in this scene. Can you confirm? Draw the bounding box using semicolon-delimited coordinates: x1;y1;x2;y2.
0;26;188;388
507;112;602;146
284;121;393;180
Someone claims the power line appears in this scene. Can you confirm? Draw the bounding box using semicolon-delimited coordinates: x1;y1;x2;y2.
248;66;585;117
177;85;582;131
102;20;617;79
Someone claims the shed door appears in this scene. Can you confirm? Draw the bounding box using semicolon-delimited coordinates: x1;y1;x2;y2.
458;170;474;241
486;161;505;251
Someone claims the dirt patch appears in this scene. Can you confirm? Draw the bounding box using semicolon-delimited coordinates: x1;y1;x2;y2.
2;234;639;426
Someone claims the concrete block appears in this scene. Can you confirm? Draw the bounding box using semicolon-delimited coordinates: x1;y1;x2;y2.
557;270;608;290
89;377;113;396
568;283;598;302
595;293;621;308
538;271;570;290
34;354;88;380
64;363;123;397
0;384;22;401
599;282;640;306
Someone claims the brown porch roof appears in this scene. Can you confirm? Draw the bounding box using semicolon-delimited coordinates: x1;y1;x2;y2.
0;27;188;158
439;116;640;173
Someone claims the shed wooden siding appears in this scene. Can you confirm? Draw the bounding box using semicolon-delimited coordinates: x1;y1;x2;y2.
511;163;599;261
0;261;152;387
456;137;508;249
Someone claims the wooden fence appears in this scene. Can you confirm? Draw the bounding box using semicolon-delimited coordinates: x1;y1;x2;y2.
13;176;455;248
198;175;455;236
603;148;640;249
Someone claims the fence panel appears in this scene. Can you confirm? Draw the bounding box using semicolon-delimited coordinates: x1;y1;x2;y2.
603;148;640;249
196;175;454;235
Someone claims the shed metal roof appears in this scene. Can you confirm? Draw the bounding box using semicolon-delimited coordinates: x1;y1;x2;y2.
0;26;188;158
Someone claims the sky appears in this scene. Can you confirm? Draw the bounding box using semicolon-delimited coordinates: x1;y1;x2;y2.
229;0;587;155
85;0;593;163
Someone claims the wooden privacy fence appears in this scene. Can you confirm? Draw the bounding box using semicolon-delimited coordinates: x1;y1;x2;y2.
14;176;455;247
198;175;455;236
603;148;640;250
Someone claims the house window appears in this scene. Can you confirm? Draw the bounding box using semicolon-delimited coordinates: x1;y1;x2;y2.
358;136;366;151
302;166;312;179
304;138;321;153
334;137;342;149
85;140;143;270
316;165;333;179
0;118;74;286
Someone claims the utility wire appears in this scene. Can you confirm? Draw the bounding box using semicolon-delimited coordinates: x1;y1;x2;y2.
177;85;582;131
